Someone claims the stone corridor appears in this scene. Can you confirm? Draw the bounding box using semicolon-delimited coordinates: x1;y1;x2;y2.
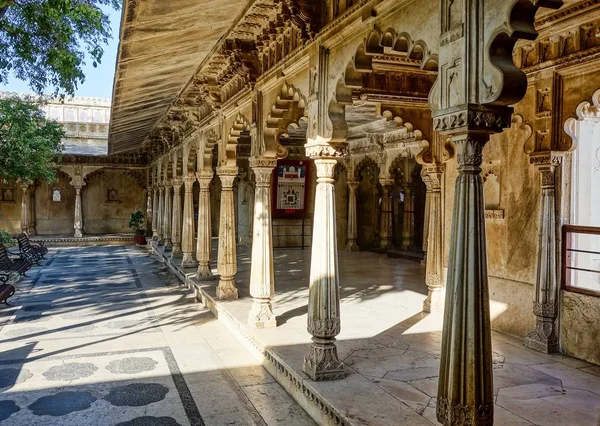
1;245;599;425
0;247;315;426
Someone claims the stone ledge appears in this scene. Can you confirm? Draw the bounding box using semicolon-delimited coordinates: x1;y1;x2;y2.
32;235;136;246
148;240;349;426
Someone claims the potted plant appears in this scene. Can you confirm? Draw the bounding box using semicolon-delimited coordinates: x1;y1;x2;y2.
0;230;16;247
128;211;146;245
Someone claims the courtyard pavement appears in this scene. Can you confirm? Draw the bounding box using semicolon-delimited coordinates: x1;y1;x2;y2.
0;246;316;426
169;244;600;426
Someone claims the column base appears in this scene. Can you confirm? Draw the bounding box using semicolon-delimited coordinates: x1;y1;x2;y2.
346;241;359;252
216;278;238;300
302;338;345;381
436;397;493;426
163;239;173;251
27;227;36;235
74;230;83;238
170;245;183;259
152;234;159;241
380;239;391;250
248;299;277;329
196;264;215;280
423;287;444;313
180;254;197;269
524;319;559;353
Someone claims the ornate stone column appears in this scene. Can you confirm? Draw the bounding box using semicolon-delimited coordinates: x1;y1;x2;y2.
524;156;560;353
379;180;393;250
163;182;173;251
73;184;84;238
27;186;36;235
216;167;238;299
152;186;159;240
157;184;165;245
402;184;415;250
146;188;153;237
196;171;214;278
346;180;359;251
181;175;197;268
248;157;277;328
170;179;183;259
20;184;29;233
435;131;495;425
422;166;445;313
303;147;345;381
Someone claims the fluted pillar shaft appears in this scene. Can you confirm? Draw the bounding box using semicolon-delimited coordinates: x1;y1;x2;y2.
248;157;277;328
379;180;393;250
181;176;197;268
346;181;359;251
437;134;493;424
157;185;165;245
28;187;36;235
74;185;83;238
422;167;445;313
163;183;173;251
216;167;238;299
303;152;345;381
402;185;415;250
171;179;183;258
196;171;214;278
20;184;29;233
152;187;159;240
525;160;559;353
146;188;153;237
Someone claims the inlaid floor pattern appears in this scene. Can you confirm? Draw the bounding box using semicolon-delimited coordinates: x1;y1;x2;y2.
0;246;316;426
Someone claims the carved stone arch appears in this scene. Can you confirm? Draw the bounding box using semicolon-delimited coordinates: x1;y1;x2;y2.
123;169;147;188
564;88;600;150
381;28;396;48
394;32;412;53
264;82;307;159
485;0;562;106
83;168;105;185
227;113;251;163
354;155;381;185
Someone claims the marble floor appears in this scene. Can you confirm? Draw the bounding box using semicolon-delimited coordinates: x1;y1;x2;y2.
169;244;600;426
0;246;316;426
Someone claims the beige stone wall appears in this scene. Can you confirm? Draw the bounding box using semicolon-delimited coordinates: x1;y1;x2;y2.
35;173;76;235
560;290;600;365
82;169;145;234
0;186;22;233
441;47;600;361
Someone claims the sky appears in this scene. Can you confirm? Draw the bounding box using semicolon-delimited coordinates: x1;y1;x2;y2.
0;6;121;100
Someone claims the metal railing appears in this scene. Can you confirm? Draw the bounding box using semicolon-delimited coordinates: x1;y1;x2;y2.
562;225;600;297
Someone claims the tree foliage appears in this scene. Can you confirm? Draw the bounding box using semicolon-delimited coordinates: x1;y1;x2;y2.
0;95;64;182
0;0;120;96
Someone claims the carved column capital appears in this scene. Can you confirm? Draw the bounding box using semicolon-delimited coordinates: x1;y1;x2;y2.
249;156;277;169
172;178;183;192
217;166;239;189
195;170;214;188
183;175;195;191
305;143;347;159
347;180;359;191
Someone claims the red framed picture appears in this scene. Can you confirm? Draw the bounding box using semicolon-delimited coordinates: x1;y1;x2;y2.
272;159;311;219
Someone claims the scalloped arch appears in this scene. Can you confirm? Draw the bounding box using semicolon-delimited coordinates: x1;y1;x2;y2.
264;82;306;159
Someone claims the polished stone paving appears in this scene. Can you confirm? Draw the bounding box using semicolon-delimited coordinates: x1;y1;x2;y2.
0;247;316;426
174;244;600;426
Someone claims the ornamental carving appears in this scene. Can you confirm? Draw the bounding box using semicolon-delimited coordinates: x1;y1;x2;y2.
532;301;557;318
436;398;494;426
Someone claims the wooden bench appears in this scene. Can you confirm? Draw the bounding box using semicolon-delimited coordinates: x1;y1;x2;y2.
0;242;31;276
16;233;43;265
0;283;15;305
